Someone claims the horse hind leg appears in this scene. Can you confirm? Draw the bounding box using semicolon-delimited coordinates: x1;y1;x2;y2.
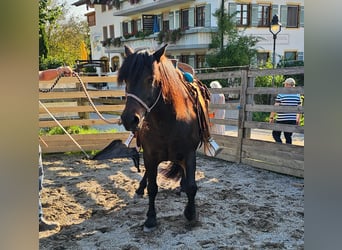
176;167;186;196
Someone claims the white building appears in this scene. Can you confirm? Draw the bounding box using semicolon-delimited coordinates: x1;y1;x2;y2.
73;0;304;71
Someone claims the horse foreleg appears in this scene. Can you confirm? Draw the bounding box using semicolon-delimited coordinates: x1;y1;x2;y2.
183;152;198;224
143;165;158;232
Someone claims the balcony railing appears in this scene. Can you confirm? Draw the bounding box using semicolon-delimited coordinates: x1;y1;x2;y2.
113;0;194;16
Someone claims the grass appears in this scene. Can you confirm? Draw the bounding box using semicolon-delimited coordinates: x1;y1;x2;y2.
39;125;118;136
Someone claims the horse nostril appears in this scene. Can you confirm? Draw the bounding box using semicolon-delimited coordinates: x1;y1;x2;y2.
121;112;141;131
133;114;140;126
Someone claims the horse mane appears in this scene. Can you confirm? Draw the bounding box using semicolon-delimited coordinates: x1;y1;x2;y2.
153;55;193;120
118;48;154;84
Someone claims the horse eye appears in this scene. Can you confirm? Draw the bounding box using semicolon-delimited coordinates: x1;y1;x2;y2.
147;77;154;85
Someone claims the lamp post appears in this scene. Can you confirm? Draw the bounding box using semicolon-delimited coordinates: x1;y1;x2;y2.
269;15;282;70
269;14;282;87
106;44;111;72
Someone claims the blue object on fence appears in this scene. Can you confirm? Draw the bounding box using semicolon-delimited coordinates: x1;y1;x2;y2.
237;105;242;109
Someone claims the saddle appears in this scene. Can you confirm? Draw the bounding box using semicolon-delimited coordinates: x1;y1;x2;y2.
170;59;211;145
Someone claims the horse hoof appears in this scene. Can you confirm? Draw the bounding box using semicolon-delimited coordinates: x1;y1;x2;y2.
175;187;183;196
143;225;156;233
134;193;143;199
184;208;199;224
133;193;144;203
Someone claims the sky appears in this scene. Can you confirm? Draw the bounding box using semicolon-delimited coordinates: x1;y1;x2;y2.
60;0;90;20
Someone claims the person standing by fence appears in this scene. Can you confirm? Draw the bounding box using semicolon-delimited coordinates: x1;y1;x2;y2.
38;66;73;231
269;78;302;144
209;81;226;135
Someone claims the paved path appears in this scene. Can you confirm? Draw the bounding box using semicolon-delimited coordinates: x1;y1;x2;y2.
224;109;304;146
223;126;304;146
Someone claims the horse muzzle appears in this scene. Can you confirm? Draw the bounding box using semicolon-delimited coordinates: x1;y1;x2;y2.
120;110;143;132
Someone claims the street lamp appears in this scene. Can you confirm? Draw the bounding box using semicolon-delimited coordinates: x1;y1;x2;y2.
269;14;282;70
269;15;281;103
106;44;111;72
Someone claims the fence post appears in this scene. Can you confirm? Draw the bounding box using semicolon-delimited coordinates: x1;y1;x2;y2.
236;69;248;163
244;76;255;138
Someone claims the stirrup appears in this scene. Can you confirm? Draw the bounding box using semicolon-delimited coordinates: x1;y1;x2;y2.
203;138;222;157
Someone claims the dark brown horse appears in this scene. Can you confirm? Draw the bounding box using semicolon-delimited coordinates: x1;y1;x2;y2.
119;44;211;232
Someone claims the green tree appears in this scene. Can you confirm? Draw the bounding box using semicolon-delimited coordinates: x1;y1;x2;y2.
39;0;89;69
277;58;304;86
47;16;89;67
206;8;260;68
254;60;284;103
39;0;64;68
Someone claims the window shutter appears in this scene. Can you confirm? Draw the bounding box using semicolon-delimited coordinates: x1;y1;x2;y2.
297;52;304;61
189;7;195;28
251;4;259;27
175;11;180;29
169;12;174;30
205;4;211;27
300;6;304;27
272;5;278;18
280;5;287;27
228;3;236;23
128;21;132;33
137;19;142;31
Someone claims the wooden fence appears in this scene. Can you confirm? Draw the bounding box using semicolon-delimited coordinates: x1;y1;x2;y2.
39;66;304;178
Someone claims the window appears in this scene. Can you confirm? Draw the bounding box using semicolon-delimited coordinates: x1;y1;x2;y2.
196;6;205;27
163;20;169;31
122;22;129;36
196;55;206;68
101;4;106;12
87;13;96;26
131;20;138;35
102;26;108;40
236;4;250;26
287;6;299;27
109;25;114;38
257;52;269;66
142;15;155;33
258;5;270;27
180;55;190;64
181;9;189;30
108;4;113;10
284;51;297;61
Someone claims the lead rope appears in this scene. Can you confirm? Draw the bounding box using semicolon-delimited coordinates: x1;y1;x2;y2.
39;72;135;153
73;72;120;124
40;72;120;124
39;100;91;159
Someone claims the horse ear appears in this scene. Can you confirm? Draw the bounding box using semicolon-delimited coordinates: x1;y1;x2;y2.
153;44;168;62
124;45;134;57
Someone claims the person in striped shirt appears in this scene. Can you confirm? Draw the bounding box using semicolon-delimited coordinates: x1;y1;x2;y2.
269;78;302;144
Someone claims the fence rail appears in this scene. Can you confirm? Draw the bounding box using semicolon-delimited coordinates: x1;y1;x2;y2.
39;67;304;178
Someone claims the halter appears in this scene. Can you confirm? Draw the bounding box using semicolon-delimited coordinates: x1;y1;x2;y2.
126;89;162;114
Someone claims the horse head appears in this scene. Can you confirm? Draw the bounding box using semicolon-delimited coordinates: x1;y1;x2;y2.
119;44;168;131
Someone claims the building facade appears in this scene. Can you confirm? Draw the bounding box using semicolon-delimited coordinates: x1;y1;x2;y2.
73;0;304;71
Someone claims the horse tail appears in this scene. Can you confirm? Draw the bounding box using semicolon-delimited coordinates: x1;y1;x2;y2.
159;162;183;181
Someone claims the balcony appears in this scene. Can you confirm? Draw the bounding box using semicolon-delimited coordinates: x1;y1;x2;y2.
106;27;216;53
113;0;195;16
